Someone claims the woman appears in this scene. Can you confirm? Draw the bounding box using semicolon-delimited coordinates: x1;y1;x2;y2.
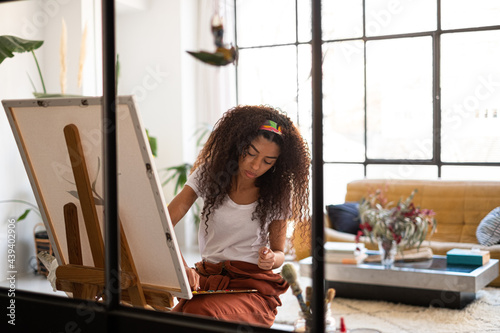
168;105;310;327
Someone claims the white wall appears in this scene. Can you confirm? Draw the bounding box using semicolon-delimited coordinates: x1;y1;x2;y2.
0;0;104;280
0;0;47;280
116;0;187;175
115;0;198;248
0;0;202;280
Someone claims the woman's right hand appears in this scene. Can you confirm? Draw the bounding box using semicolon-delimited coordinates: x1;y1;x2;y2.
185;267;200;291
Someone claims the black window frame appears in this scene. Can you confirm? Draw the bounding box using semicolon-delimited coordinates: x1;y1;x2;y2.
234;0;500;178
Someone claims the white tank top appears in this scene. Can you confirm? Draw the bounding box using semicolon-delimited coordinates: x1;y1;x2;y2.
185;168;269;265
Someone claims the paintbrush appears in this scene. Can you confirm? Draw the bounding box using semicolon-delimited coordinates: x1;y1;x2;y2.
281;263;309;314
324;287;336;306
305;286;313;309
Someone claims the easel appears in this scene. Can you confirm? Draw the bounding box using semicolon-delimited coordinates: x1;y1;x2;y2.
53;124;174;310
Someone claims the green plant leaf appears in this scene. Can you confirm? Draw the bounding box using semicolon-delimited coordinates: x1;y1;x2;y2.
17;209;31;222
174;171;188;195
0;199;41;222
0;35;43;65
186;50;229;66
160;163;192;193
161;173;178;187
146;129;157;157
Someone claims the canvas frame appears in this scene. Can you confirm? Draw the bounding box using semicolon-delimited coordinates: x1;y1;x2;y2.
2;96;191;300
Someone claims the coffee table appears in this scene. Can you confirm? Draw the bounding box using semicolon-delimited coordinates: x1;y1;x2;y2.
299;253;499;309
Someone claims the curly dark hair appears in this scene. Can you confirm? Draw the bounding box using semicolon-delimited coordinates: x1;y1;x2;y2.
192;105;311;242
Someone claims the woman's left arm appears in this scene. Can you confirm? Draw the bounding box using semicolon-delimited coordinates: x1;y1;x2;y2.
258;219;287;270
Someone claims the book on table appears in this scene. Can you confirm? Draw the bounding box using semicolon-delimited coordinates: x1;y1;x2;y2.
324;241;365;253
446;248;490;266
324;242;367;264
326;252;368;264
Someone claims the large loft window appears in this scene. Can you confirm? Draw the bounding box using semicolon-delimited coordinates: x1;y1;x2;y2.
235;0;500;203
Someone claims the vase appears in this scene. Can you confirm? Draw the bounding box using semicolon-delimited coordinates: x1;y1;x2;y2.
377;238;397;269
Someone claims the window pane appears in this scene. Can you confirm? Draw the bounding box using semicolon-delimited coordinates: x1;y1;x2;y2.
366;37;433;160
237;46;298;115
365;0;436;37
322;0;363;40
236;0;296;47
441;166;500;181
442;0;500;30
324;164;365;204
323;40;365;162
366;164;438;179
297;44;312;144
441;31;500;163
298;0;312;43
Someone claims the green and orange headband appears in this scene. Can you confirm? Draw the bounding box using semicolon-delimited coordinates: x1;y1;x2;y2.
259;120;282;135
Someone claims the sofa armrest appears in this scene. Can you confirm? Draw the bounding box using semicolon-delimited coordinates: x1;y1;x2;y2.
423;240;500;256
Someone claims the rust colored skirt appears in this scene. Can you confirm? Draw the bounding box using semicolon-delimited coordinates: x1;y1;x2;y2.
172;260;289;327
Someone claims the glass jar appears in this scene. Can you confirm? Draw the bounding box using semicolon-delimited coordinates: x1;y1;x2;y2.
325;304;336;332
293;311;310;332
293;303;336;332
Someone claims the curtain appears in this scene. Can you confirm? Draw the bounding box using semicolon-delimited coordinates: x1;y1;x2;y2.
194;0;237;128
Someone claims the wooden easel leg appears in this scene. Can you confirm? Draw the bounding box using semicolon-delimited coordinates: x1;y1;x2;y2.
80;285;100;301
120;222;148;307
64;203;84;299
63;123;150;308
64;124;105;269
64;124;106;302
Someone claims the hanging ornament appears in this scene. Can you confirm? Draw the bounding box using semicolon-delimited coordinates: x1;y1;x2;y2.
186;14;238;67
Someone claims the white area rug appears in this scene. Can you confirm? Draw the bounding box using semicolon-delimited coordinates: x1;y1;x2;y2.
275;277;500;333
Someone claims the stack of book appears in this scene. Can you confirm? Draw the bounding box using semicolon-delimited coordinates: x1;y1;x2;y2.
324;242;368;264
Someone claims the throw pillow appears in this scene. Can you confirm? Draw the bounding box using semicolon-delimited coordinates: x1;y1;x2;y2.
326;202;360;235
476;207;500;246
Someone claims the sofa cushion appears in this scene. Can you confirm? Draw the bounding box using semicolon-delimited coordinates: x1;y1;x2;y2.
326;202;360;235
476;207;500;246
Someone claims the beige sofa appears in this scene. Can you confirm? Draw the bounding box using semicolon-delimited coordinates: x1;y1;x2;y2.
324;179;500;287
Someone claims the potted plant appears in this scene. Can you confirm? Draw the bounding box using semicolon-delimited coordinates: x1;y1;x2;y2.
0;34;81;98
356;189;437;268
0;35;45;92
0;199;52;275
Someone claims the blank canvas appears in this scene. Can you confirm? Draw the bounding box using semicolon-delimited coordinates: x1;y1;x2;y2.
2;96;191;299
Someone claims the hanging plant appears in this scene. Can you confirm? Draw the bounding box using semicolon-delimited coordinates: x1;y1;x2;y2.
186;14;238;66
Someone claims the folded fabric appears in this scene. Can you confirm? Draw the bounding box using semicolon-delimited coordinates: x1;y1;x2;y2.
173;260;289;327
194;260;289;296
